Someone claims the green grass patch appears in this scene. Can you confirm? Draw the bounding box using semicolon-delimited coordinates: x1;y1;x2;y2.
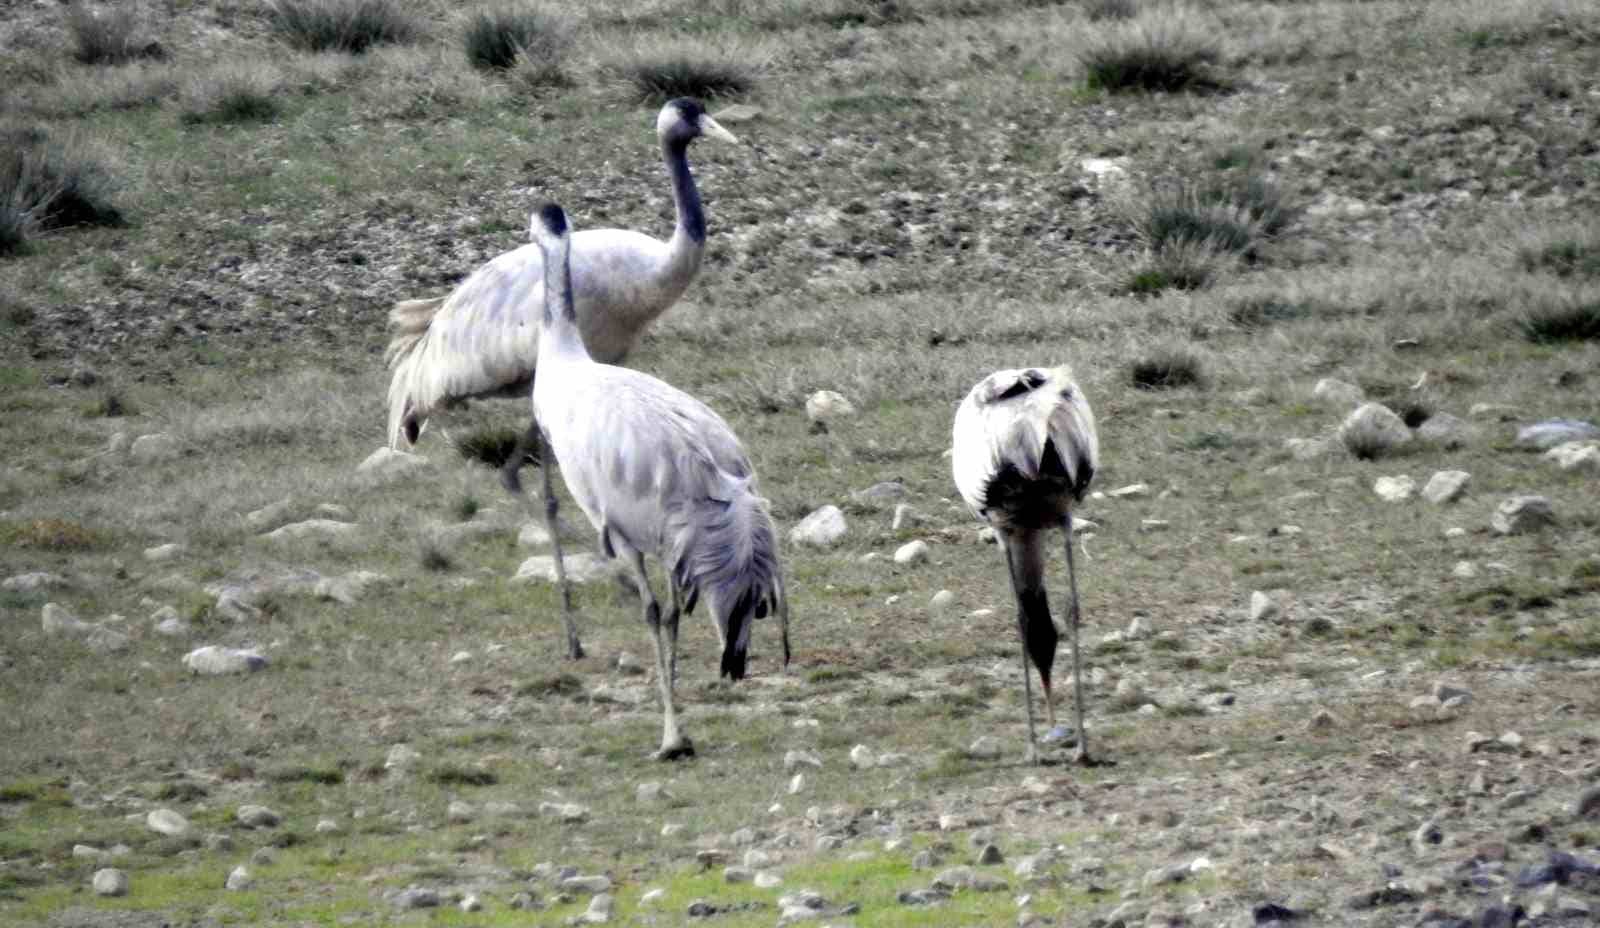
0;778;72;806
426;765;498;787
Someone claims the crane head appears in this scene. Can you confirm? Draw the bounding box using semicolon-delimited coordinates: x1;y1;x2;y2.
530;202;569;244
660;98;739;147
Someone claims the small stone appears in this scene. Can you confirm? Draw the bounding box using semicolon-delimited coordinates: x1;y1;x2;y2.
562;874;612;894
977;843;1004;865
615;651;645;675
3;571;69;592
314;819;339;833
636;782;664;803
72;845;103;861
661;823;685;837
249;847;276;866
1339;402;1412;457
852;480;909;507
788;773;805;795
1373;475;1416;502
42;603;93;634
754;871;782;888
912;850;937;870
582;893;614;923
1515;418;1600;450
977;526;997;544
394;887;440;909
789;505;848;548
357;447;428;478
143;543;186;562
930;589;956;610
894;540;930;565
130;432;182;461
1496;731;1523;750
1313;378;1364;407
260;518;357;543
235;805;280;828
805;390;855;425
225;866;252;891
511;552;614;585
1413;819;1443;853
182;646;267;675
1544;441;1600;472
933;866;976;890
447;800;474;823
713;103;763;123
849;744;876;769
1421;471;1470;504
1451;561;1478;579
640;888;665;906
723;866;752;884
783;750;822;771
459;894;482;912
1139;519;1170;532
385;744;420;770
1306;708;1335;731
541;802;589;823
967;736;1001;760
146;808;190;836
92;868;128;897
1417;413;1477;448
1249;591;1279;622
892;503;919;530
1491;496;1555;535
204;833;233;852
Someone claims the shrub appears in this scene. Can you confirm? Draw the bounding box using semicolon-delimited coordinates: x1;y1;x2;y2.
463;6;572;81
1128;346;1204;390
616;43;757;103
268;0;419;55
0;125;123;255
66;3;165;66
1080;12;1223;93
454;425;533;469
1132;173;1295;259
1519;301;1600;344
1125;237;1231;295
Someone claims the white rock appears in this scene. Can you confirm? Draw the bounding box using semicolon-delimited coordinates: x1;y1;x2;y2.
640;888;665;905
87;626;129;653
314;819;339;833
754;871;782;888
1106;483;1150;499
1452;561;1478;579
459;894;482;912
930;589;956;610
788;773;805;795
1373;475;1416;502
852;481;908;507
784;750;822;771
4;571;69;592
1421;471;1470;504
449;650;472;665
967;736;1002;760
1544;441;1600;472
977;526;997;544
805;390;855;425
107;432;128;454
1284;437;1332;460
235;805;280;828
42;603;93;634
969;608;995;619
385;744;420;770
789;505;848;548
357;447;428;478
73;845;103;861
261;519;357;542
561;873;611;893
1312;378;1363;408
146;808;191;836
891;503;919;530
447;801;474;823
314;570;388;604
1249;591;1279;621
244;498;296;532
1491;496;1555;535
1515;419;1600;450
92;868;128;896
130;432;181;461
517;521;553;548
542;802;590;823
225;866;252;891
512;552;614;585
1469;402;1518;420
150;606;188;636
143;543;185;562
1416;413;1476;448
1139;519;1169;532
1339;402;1412;457
894;540;930;565
849;744;876;769
182;646;267;675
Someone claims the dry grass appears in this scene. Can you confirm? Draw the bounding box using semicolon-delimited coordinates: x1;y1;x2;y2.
1079;6;1224;92
65;2;165;66
268;0;422;54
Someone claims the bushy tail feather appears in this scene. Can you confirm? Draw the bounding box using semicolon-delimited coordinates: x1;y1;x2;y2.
668;482;785;682
385;297;446;448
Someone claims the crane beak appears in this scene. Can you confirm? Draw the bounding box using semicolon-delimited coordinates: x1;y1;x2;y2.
699;115;739;145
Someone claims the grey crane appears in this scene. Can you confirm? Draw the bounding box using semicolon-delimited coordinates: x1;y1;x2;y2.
386;98;738;494
528;201;788;760
951;365;1100;765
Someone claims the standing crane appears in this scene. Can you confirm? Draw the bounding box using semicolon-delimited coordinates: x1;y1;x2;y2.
528;202;789;760
386;98;739;494
951;366;1100;765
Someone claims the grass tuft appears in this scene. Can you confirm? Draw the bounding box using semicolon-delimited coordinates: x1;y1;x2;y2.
419;540;453;572
1084;0;1139;22
0;124;124;255
0;517;109;550
66;3;165;66
454;426;532;470
614;42;757;103
1080;12;1223;93
1126;237;1231;295
427;766;497;787
453;494;481;522
1519;301;1600;344
268;0;420;55
463;6;573;87
1128;346;1204;390
1132;173;1296;259
1518;238;1600;279
516;673;583;698
179;63;282;124
264;764;344;785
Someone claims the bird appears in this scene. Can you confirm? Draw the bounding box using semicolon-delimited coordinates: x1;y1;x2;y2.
527;201;789;760
385;98;739;495
951;365;1100;765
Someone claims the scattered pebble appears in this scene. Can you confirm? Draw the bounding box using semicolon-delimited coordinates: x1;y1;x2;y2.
790;506;848;548
92;868;128;897
894;540;930;565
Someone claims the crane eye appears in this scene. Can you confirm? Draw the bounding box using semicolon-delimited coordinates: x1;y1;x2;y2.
1059;388;1074;400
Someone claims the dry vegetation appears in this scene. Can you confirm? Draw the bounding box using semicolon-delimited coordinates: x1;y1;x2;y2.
2;0;1600;925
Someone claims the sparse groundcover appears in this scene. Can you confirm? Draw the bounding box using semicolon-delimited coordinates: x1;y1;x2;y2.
177;62;282;124
1132;173;1297;259
1518;236;1600;279
267;0;420;55
1079;9;1224;93
463;6;574;90
0;124;124;255
65;2;165;66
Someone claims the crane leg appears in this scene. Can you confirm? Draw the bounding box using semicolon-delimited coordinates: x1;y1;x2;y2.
667;583;683;685
1063;513;1094;766
500;420;540;496
535;425;582;660
1001;535;1041;765
621;550;693;761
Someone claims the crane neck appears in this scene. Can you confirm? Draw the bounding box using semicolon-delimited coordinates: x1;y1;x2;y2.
539;239;590;363
663;137;706;248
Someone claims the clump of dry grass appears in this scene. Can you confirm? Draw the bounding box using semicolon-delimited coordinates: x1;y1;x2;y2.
1126;237;1234;295
1133;174;1296;257
605;36;761;103
268;0;420;55
453;426;531;470
463;5;574;87
177;62;283;124
65;2;165;66
1079;8;1223;93
1128;345;1204;390
0;124;124;255
1519;299;1600;344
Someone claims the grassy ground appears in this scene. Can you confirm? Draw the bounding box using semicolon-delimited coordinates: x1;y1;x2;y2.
3;0;1600;925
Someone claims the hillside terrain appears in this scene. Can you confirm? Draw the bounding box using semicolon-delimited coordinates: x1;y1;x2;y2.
2;1;1599;926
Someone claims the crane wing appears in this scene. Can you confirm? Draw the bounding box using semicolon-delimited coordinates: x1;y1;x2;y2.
951;366;1097;517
